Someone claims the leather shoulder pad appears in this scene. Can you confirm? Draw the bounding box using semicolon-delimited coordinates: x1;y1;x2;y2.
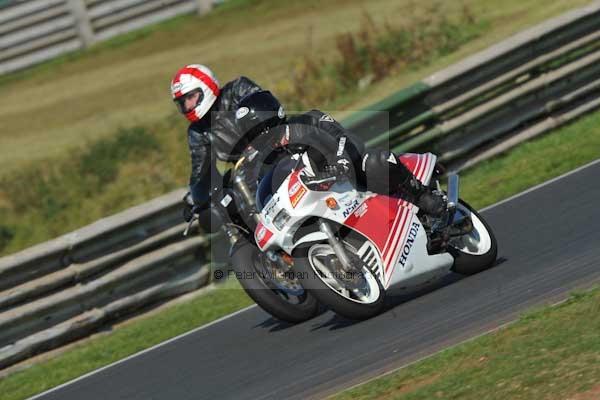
188;125;211;147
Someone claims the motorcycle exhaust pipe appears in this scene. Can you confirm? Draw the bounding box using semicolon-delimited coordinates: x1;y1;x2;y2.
233;175;261;225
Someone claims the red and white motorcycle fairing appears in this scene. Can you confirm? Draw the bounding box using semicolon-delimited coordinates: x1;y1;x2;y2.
254;153;454;290
341;153;453;288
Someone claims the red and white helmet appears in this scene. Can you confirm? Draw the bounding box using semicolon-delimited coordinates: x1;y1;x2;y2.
170;64;220;122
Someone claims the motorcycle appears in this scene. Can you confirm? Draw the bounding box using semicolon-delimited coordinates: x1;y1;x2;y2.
251;151;498;320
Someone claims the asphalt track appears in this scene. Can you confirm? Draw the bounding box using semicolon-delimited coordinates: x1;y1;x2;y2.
31;159;600;400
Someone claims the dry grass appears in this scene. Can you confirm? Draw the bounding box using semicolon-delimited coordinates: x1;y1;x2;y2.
0;0;592;174
334;0;595;118
0;0;401;171
278;3;484;109
567;385;600;400
0;0;595;255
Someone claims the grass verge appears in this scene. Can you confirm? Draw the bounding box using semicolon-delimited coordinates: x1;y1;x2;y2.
1;0;486;256
1;108;598;400
0;280;253;400
0;115;189;256
0;0;590;173
330;288;600;400
460;109;600;209
0;0;593;256
0;122;186;255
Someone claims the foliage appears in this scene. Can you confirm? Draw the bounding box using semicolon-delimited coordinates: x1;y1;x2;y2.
279;3;486;109
0;125;184;255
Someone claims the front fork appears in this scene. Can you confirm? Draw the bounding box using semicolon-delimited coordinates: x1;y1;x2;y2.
438;173;459;228
318;219;355;273
429;173;472;252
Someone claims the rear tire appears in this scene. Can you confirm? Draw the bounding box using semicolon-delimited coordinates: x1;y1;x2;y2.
231;240;320;323
449;200;498;275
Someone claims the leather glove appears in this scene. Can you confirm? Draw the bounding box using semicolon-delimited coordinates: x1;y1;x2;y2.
182;192;199;222
319;159;351;180
334;157;352;176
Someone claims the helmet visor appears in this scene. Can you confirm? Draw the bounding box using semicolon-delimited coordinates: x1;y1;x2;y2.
174;89;204;114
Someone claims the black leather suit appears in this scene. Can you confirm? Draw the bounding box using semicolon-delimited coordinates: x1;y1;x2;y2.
186;77;414;207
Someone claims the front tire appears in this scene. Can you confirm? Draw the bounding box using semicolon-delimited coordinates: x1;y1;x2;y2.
231;240;319;323
293;240;385;320
449;199;498;275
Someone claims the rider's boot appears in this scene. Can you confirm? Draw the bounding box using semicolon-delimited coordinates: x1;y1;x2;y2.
401;175;447;218
361;149;447;218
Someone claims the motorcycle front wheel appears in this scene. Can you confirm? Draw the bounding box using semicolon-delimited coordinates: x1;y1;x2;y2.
293;240;385;320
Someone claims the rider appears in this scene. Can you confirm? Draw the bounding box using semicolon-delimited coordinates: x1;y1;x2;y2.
170;64;446;224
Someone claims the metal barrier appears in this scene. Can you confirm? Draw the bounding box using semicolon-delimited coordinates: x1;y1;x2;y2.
346;0;600;171
1;1;600;370
0;189;215;369
0;0;213;74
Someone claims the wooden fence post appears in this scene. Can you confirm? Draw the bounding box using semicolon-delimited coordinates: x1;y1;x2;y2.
195;0;213;15
66;0;95;47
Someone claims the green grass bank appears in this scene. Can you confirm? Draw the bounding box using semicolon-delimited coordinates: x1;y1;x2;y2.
0;0;593;256
331;288;600;400
1;106;598;400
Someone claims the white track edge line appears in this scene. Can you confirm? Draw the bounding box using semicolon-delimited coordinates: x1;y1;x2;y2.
480;158;600;212
329;294;581;398
330;159;600;396
26;304;257;400
26;157;600;399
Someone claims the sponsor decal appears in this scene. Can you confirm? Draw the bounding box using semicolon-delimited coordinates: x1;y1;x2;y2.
399;222;420;267
319;113;334;123
290;187;307;208
263;196;280;220
220;194;232;207
338;194;354;207
236;107;250;119
255;221;274;249
288;172;307;208
171;82;183;92
353;202;368;218
289;181;302;196
278;106;286;119
342;199;361;218
257;226;266;241
336;137;347;157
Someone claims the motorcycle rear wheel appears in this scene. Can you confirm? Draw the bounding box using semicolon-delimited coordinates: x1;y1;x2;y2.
231;240;320;323
448;199;498;275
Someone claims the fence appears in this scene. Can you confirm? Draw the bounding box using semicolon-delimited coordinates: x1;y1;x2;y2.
1;1;600;371
0;0;214;74
345;0;600;171
0;189;222;369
